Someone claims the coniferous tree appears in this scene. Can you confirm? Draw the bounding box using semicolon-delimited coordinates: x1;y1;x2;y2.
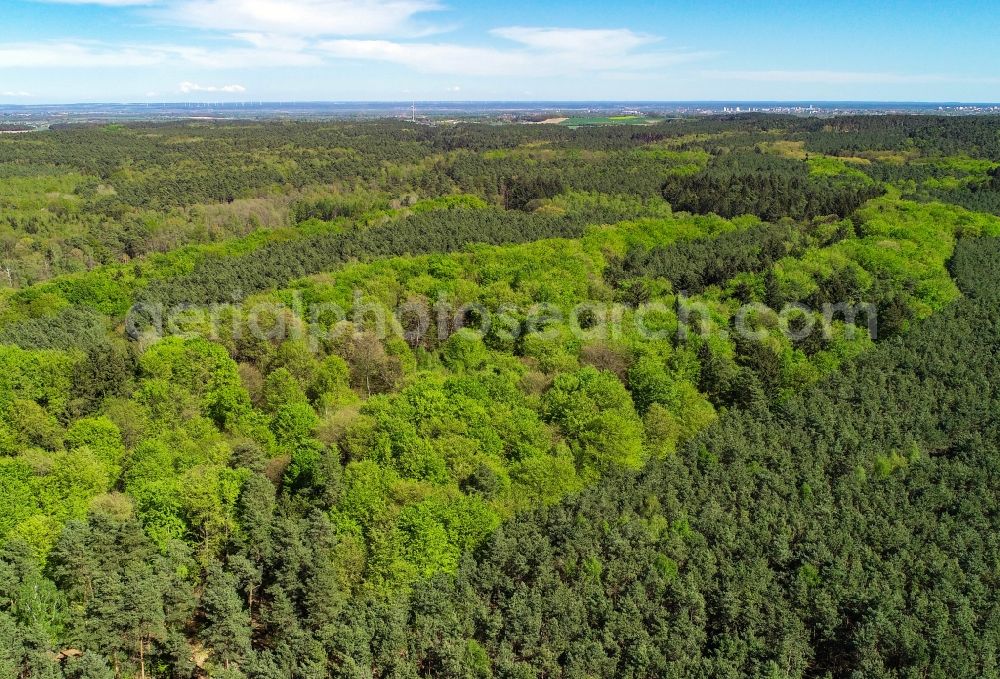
201;562;252;671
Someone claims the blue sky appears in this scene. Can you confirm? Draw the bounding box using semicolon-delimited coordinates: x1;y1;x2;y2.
1;0;998;103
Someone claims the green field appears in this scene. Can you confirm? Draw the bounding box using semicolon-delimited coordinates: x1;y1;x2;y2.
561;114;661;126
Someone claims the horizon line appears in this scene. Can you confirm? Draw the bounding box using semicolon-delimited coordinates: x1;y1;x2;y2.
3;99;1000;107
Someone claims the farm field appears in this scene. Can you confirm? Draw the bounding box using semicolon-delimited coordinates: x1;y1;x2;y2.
560;114;663;126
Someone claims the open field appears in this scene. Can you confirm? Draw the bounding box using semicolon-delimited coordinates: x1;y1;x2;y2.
561;114;663;126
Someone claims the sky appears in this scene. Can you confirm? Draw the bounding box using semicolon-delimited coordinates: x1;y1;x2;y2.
1;0;998;103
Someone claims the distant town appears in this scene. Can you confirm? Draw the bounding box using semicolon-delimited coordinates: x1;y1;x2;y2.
1;100;999;130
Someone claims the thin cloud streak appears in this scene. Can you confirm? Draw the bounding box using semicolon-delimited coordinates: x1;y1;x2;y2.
702;69;1000;85
318;28;714;77
178;81;246;93
35;0;154;5
0;30;706;77
0;40;322;69
490;26;660;53
155;0;445;37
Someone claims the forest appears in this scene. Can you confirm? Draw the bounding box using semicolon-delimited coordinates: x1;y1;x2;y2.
1;113;999;678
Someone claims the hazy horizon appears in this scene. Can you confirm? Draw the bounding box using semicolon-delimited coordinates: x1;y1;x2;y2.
4;99;1000;105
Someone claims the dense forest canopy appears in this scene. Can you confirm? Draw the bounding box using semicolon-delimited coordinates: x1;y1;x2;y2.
1;114;999;678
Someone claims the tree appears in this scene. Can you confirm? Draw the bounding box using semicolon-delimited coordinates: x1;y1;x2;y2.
542;366;645;472
65;417;126;482
48;514;169;679
63;653;116;679
201;562;251;671
262;368;308;413
307;355;353;405
696;342;740;407
70;341;135;416
272;403;320;447
345;332;402;396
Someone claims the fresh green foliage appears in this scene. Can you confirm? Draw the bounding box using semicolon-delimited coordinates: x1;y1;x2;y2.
1;115;999;678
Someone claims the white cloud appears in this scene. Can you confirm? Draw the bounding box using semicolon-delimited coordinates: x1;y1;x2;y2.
0;40;320;69
491;27;658;54
1;90;33;97
157;0;443;37
0;41;167;67
8;5;710;82
178;81;246;93
231;32;310;51
35;0;444;35
318;40;522;76
170;45;321;68
318;28;712;77
35;0;155;5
